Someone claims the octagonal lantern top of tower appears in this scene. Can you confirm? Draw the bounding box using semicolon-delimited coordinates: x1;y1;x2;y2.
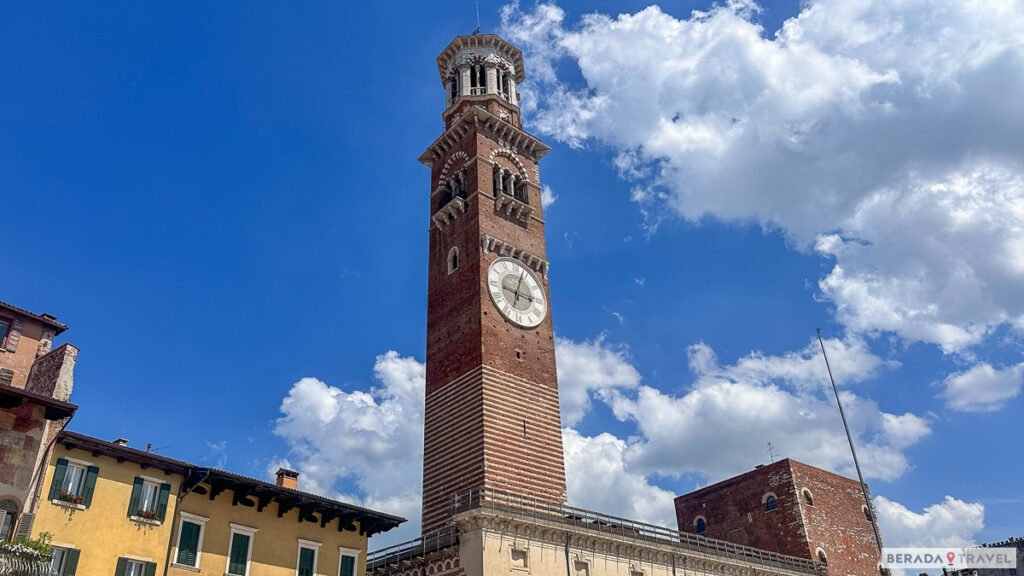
435;33;526;84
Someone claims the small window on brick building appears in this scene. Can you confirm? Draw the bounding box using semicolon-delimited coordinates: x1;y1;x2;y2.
816;549;828;565
448;247;459;275
763;492;778;511
694;516;706;535
863;505;872;522
0;318;9;348
803;489;814;506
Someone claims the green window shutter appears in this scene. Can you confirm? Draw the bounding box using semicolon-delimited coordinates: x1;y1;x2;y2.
143;562;157;576
127;477;144;517
156;483;171;521
340;555;356;576
63;549;81;576
228;533;250;575
14;512;34;540
298;548;315;576
176;521;201;567
81;466;99;508
114;558;128;576
49;458;69;501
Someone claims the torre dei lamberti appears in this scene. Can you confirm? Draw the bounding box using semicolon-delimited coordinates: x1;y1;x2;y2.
367;30;883;576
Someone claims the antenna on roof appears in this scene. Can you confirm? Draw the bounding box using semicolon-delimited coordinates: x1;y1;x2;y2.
817;328;887;571
473;0;481;34
766;442;776;463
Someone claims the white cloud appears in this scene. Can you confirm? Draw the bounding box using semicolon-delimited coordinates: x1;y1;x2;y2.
541;184;558;208
274;351;425;546
501;0;1024;353
941;361;1024;413
204;440;228;468
875;495;985;547
556;336;938;530
598;336;928;482
555;336;641;426
692;333;897;393
269;339;953;549
563;428;676;527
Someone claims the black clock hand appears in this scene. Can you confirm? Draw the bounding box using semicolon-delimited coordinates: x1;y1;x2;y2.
513;273;525;305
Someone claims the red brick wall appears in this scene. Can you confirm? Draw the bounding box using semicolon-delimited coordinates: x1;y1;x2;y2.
422;98;565;534
674;459;881;576
791;460;881;576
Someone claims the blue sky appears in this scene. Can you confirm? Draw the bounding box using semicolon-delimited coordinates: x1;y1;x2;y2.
4;0;1023;548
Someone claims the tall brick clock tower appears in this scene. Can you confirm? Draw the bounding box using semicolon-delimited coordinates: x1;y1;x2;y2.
418;34;566;534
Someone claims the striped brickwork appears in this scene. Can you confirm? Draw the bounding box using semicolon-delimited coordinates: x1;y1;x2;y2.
421;365;565;533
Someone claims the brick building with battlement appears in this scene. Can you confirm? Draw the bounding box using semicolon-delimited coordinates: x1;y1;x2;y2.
674;459;882;576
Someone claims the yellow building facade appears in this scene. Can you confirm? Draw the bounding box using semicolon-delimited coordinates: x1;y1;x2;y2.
31;432;403;576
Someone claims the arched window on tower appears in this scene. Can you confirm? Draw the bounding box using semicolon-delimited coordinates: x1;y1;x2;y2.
447;247;459;275
448;75;459;106
816;549;828;566
765;494;778;511
694;516;706;535
498;69;511;101
803;489;814;506
494;166;511;197
457;169;467;198
437;183;452;209
470;65;485;95
514;179;529;204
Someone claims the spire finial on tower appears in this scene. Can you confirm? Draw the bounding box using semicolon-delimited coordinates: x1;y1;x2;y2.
473;0;481;34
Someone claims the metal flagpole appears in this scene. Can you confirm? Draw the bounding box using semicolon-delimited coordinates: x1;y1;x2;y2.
816;329;886;563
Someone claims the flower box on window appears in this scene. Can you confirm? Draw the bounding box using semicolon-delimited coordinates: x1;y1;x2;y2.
57;492;83;505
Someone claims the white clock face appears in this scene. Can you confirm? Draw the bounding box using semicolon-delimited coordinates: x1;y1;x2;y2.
487;257;547;328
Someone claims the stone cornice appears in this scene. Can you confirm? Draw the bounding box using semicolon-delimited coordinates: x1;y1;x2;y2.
435;34;525;84
419;107;551;167
454;508;820;576
481;234;549;278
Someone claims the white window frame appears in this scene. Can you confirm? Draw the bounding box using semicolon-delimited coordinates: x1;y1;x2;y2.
61;462;87;498
338;547;360;576
49;547;67;574
172;512;209;570
124;559;147;576
227;524;258;576
693;515;707;534
296;539;321;576
137;479;161;515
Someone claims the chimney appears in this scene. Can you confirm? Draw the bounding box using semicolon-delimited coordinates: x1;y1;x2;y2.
276;467;299;489
113;438;129;447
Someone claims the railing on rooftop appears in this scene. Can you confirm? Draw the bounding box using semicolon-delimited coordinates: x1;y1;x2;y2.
368;487;825;576
367;525;457;571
